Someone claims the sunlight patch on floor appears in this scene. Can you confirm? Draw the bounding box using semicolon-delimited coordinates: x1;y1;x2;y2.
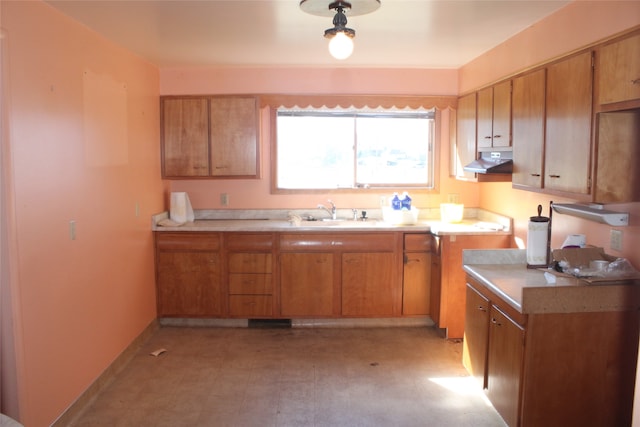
428;376;494;407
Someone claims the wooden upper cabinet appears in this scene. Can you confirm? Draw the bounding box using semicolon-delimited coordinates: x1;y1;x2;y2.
477;80;511;149
161;95;260;178
512;69;546;189
210;96;259;177
544;51;593;195
162;98;210;177
597;32;640;106
454;92;477;180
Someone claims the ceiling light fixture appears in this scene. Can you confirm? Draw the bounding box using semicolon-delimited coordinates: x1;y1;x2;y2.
300;0;381;60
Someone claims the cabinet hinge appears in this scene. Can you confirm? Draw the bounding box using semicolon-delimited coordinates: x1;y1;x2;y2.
587;177;592;192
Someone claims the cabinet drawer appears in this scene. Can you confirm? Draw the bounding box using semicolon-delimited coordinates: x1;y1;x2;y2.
404;233;431;251
228;274;273;295
155;232;221;251
225;233;274;250
228;253;272;273
229;295;273;317
280;233;397;252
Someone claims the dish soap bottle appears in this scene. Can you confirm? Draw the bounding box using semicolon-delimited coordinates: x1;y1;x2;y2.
391;193;402;210
401;192;412;211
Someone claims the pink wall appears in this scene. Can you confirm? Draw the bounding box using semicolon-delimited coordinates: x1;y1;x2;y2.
1;2;165;425
458;2;640;268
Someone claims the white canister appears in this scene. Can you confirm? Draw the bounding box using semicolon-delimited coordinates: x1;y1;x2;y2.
526;205;550;267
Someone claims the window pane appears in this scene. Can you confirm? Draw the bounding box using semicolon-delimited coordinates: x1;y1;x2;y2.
356;116;431;185
277;115;354;189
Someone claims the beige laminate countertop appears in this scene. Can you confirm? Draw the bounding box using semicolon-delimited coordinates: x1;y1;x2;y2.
151;211;512;235
464;250;640;315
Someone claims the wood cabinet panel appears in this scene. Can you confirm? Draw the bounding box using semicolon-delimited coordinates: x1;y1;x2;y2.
477;81;511;149
156;251;222;316
404;233;431;251
462;284;489;389
161;98;209;177
512;69;546;189
280;233;397;252
280;252;336;317
342;252;397;316
545;51;593;194
156;232;221;251
429;235;441;324
402;252;431;315
229;295;273;317
228;253;272;274
210;96;259;177
597;32;640;105
228;274;273;295
486;306;524;427
225;233;274;251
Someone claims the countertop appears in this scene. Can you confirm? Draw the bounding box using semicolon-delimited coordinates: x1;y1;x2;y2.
463;249;640;315
151;208;513;236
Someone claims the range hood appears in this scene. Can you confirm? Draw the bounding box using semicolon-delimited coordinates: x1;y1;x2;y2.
464;151;513;174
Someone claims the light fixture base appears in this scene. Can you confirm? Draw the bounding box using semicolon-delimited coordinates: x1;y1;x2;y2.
300;0;380;17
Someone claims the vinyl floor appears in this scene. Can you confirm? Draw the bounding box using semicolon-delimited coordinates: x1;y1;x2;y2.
71;326;506;427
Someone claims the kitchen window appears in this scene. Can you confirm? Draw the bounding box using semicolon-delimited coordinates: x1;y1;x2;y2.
274;108;436;191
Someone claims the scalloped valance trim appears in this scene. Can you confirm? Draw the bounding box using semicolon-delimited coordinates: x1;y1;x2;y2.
259;94;457;110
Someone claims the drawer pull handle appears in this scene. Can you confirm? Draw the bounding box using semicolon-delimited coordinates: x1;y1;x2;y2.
631;78;640;85
530;173;541;177
331;241;343;246
484;136;492;139
493;135;502;138
549;174;561;178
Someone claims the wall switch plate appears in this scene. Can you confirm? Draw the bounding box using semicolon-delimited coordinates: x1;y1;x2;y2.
69;220;76;240
220;193;229;206
610;229;623;251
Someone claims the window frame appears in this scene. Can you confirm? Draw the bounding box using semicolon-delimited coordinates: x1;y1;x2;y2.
269;99;443;194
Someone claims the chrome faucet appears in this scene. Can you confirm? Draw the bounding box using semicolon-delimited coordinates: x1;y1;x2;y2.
317;200;337;220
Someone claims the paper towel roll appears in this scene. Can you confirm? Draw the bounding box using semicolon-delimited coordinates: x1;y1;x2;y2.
170;192;194;224
526;220;549;266
561;234;586;248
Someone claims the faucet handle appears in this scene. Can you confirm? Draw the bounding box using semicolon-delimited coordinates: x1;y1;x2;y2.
352;209;358;220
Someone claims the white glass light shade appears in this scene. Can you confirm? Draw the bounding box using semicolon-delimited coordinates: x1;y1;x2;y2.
328;32;354;60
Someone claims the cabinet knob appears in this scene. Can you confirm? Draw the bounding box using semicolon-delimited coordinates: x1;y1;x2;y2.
477;305;487;312
631;78;640;85
491;317;502;326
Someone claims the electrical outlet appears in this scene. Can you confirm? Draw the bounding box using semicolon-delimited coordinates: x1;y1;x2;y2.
447;193;460;203
610;229;623;251
135;202;140;217
220;193;229;206
380;196;386;207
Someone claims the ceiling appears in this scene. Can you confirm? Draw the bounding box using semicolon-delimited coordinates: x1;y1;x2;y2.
45;0;571;69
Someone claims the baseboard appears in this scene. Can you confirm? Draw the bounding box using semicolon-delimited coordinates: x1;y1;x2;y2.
52;319;159;427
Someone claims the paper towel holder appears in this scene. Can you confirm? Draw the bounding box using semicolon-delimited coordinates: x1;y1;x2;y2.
550;203;629;226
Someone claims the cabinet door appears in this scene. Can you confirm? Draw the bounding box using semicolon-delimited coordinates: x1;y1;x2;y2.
280;252;335;316
210;97;259;177
476;87;494;149
491;80;512;148
161;98;209;177
402;252;431;315
545;52;593;194
598;33;640;105
429;235;441;324
512;69;546;189
487;306;524;427
454;93;477;180
342;252;397;316
156;251;222;316
462;284;490;389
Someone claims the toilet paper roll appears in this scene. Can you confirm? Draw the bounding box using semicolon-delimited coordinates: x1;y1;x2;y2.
527;221;549;266
561;234;586;248
170;192;194;224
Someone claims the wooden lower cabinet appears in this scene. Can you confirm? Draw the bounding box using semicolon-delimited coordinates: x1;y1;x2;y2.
225;233;275;318
435;234;511;339
280;252;335;316
342;252;397;316
402;233;432;316
155;232;223;317
464;277;639;427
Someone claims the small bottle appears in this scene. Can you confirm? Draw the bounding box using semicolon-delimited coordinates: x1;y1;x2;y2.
391;193;402;210
401;192;411;211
